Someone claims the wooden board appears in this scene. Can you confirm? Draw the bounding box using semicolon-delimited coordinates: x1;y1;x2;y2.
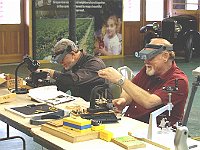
112;136;146;149
0;93;16;104
128;132;170;150
41;123;99;143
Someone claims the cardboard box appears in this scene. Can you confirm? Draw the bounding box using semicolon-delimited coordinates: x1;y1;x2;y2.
0;77;6;85
0;73;6;85
4;74;23;89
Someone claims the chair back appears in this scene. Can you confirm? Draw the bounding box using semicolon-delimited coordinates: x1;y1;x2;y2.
117;66;134;80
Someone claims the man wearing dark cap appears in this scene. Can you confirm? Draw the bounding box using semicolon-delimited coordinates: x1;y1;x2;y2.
40;38;108;101
98;38;189;125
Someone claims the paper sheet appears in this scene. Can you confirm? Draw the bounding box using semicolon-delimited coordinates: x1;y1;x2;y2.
28;85;78;105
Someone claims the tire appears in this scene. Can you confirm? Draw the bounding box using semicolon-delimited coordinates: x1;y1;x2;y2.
193;35;200;57
185;35;194;62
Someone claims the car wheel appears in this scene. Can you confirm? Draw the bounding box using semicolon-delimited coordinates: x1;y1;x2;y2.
185;35;194;62
193;35;200;57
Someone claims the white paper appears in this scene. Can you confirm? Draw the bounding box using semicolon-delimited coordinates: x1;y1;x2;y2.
28;85;78;105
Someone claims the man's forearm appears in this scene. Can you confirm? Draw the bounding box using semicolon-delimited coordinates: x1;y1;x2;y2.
121;79;162;109
120;89;132;106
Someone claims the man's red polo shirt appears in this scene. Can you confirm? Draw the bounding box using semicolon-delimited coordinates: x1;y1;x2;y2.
124;61;189;125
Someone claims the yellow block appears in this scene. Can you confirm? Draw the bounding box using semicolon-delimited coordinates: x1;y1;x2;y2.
100;130;113;142
63;126;91;133
91;125;105;131
63;116;91;126
0;93;16;104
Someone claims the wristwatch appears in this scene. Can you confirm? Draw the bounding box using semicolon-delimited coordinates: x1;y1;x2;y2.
117;76;126;86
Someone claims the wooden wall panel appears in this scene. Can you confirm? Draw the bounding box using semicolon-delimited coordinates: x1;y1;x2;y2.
0;0;25;64
0;25;24;64
124;22;143;55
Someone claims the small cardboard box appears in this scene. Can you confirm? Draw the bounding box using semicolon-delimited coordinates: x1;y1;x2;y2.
0;73;6;85
4;74;23;89
0;93;16;104
0;77;6;85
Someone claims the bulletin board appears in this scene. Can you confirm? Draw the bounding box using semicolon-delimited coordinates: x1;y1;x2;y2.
32;0;123;61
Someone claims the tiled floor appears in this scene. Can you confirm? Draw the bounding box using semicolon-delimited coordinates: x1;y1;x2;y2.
0;55;200;149
0;121;42;150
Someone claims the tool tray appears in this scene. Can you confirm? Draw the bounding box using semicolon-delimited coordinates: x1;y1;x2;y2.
80;112;119;123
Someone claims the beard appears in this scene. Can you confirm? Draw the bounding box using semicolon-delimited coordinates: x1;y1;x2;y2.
145;65;155;76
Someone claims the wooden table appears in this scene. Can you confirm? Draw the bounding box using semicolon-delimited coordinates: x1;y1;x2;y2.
0;86;200;150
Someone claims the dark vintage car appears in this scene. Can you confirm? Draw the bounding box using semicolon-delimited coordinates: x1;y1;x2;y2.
140;15;200;62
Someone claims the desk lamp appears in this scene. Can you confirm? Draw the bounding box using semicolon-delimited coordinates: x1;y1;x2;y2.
12;55;40;94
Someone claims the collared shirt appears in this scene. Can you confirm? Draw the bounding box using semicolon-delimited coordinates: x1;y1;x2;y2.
53;51;107;101
125;61;189;125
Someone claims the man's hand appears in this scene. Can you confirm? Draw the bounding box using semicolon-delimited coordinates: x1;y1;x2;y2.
112;97;127;112
37;68;55;78
98;67;122;84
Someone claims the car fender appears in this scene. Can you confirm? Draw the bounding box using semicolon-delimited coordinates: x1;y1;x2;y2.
183;30;200;59
183;30;200;40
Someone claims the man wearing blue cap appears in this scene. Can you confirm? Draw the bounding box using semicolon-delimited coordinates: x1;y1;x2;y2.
40;38;108;101
98;38;189;125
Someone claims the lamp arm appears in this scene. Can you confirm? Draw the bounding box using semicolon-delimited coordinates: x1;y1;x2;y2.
15;61;25;92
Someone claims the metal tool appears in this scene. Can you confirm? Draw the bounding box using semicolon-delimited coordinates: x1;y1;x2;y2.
87;79;115;113
174;126;189;150
147;79;180;140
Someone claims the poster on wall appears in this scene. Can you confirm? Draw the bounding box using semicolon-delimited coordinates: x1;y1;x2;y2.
33;0;123;61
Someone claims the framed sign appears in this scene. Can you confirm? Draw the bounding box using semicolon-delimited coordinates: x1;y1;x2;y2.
32;0;123;61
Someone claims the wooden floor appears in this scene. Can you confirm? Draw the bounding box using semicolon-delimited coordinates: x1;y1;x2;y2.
0;55;200;149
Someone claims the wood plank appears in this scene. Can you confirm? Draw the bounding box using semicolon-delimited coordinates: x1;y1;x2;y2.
41;123;99;143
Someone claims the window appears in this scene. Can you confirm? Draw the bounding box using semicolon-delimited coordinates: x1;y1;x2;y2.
123;0;140;21
146;0;164;21
173;0;199;10
186;0;198;10
0;0;21;24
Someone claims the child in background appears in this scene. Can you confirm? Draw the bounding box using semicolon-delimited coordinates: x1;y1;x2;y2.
97;15;122;56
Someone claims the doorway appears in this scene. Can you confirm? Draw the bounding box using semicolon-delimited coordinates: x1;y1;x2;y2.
0;0;26;64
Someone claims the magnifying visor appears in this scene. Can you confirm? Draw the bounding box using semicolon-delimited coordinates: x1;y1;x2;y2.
135;44;173;60
51;46;72;64
51;49;69;64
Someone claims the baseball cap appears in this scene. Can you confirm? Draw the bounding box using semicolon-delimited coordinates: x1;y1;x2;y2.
135;44;173;60
51;39;78;64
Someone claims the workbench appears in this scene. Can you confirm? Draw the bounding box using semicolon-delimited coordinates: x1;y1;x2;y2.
0;86;199;150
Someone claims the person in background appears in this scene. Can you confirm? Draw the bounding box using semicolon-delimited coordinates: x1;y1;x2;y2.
98;38;189;125
39;38;108;101
95;15;122;56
